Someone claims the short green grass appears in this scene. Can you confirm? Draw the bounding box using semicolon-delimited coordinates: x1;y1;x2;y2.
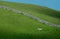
0;1;60;39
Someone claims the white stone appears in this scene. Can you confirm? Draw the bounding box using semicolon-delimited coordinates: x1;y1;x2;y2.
37;28;42;31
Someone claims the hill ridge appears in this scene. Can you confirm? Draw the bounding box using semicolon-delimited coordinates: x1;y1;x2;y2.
0;6;60;28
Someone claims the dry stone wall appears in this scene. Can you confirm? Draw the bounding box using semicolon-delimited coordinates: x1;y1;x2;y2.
0;6;60;28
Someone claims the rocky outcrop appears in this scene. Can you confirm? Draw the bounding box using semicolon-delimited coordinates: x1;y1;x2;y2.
0;6;60;28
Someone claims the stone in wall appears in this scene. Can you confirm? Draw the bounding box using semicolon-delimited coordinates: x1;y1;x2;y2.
12;9;22;13
0;6;3;8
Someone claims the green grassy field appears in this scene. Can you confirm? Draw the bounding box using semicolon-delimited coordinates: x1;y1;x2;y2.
0;1;60;39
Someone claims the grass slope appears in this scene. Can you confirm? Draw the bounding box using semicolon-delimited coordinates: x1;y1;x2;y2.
0;1;60;39
0;1;60;25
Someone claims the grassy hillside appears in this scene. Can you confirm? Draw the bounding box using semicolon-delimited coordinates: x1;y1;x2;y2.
0;1;60;24
0;1;60;39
